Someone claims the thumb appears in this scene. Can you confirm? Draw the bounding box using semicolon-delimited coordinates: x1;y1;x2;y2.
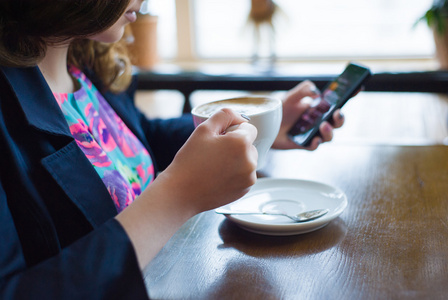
287;80;321;102
205;108;249;135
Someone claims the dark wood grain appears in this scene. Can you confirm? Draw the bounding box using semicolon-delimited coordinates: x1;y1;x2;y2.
144;145;448;300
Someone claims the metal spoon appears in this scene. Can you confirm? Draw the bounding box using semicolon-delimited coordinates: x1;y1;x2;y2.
215;208;329;222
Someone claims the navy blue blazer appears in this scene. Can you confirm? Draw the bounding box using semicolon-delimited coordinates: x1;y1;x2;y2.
0;66;194;299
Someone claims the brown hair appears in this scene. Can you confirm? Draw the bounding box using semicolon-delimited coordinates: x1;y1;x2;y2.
0;0;133;92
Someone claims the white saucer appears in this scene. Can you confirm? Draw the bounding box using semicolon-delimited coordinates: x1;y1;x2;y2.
216;178;348;236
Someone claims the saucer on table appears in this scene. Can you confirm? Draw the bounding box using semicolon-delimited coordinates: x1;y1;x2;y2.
216;178;348;236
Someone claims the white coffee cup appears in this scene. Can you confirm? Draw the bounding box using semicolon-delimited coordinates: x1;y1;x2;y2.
191;96;282;170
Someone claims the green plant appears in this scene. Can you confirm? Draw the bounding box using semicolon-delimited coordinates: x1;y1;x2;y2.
418;0;448;36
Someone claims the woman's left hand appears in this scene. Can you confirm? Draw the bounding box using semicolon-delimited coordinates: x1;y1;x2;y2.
272;80;345;150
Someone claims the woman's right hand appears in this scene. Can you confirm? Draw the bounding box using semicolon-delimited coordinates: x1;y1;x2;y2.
157;108;258;214
116;108;257;269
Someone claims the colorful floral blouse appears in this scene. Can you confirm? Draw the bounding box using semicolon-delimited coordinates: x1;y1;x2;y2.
53;66;154;213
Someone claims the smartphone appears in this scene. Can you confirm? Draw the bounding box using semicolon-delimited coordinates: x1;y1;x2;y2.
287;62;371;147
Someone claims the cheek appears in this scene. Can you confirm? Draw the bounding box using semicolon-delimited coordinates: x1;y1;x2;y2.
91;21;126;43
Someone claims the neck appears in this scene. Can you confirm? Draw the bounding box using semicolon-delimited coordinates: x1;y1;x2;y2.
38;45;76;94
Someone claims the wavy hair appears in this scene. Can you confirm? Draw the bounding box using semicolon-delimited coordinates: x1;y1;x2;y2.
0;0;133;92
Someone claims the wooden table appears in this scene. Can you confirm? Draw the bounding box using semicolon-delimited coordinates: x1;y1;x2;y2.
143;144;448;300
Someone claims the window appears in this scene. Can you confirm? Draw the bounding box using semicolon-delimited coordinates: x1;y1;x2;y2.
149;0;177;59
193;0;434;60
154;0;434;61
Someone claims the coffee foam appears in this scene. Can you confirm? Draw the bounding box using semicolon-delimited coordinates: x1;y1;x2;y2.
194;97;278;117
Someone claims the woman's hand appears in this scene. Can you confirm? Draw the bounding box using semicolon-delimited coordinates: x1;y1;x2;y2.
272;80;345;150
159;108;258;214
116;108;258;269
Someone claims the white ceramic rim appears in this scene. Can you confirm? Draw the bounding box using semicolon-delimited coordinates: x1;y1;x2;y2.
191;96;282;118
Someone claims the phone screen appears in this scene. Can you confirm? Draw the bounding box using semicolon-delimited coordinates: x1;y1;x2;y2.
288;63;371;146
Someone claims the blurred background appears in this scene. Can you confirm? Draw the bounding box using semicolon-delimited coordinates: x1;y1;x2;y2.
142;0;434;69
131;0;448;146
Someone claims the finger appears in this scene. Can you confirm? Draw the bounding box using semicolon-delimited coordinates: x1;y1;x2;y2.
328;109;344;127
295;100;311;116
204;108;249;134
226;121;258;145
224;124;240;133
330;109;345;128
305;137;322;151
309;84;322;98
245;143;259;172
301;80;321;98
319;121;334;142
288;80;321;101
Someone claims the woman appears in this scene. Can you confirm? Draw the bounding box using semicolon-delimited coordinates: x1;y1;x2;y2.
0;0;343;299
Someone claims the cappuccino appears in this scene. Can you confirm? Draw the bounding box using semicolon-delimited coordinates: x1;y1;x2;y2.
192;97;279;118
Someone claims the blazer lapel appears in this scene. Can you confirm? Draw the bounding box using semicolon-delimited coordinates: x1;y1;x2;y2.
1;66;117;227
0;66;73;137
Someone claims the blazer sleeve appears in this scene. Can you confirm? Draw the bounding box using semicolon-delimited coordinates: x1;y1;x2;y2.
0;181;149;300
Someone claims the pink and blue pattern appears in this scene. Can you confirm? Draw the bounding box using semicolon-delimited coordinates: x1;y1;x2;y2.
53;66;154;212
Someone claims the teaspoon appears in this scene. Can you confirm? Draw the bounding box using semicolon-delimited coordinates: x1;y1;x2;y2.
215;208;329;222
